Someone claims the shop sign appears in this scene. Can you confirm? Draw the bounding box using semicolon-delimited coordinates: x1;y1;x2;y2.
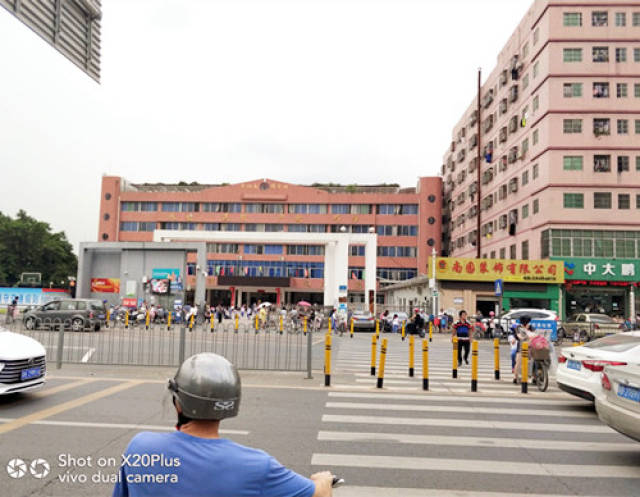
152;268;183;291
90;278;120;293
553;258;640;282
432;258;564;284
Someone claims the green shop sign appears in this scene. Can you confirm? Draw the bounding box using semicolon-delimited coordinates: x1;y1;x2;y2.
552;257;640;282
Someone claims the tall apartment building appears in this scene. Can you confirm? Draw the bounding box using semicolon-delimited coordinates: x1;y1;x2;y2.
98;176;442;305
442;0;640;317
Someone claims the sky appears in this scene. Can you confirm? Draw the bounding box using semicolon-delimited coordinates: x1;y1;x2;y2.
0;0;532;252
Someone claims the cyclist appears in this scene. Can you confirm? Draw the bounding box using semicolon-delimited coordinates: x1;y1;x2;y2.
113;353;334;497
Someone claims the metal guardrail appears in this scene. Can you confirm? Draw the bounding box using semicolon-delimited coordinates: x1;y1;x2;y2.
5;316;313;372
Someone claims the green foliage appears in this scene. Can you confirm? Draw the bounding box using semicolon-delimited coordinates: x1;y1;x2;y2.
0;210;77;286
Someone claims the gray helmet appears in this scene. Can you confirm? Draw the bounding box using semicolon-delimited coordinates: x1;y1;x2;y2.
168;353;241;420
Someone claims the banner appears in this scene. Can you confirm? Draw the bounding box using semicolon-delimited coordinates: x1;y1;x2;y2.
431;257;564;284
552;257;640;282
152;268;183;291
90;278;120;293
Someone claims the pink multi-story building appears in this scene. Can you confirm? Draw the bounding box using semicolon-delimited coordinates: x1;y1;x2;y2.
98;176;441;305
443;0;640;262
442;0;640;318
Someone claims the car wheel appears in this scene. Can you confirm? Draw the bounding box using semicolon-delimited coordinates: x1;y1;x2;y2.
25;317;36;330
579;330;588;342
94;323;101;332
71;318;84;332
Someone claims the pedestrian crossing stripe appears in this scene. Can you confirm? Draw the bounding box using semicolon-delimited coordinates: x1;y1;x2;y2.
328;485;612;496
327;392;589;406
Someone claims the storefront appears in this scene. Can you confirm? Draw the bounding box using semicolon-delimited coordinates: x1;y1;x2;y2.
552;258;639;320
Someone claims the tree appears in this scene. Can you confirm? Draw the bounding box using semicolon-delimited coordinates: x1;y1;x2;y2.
0;210;77;287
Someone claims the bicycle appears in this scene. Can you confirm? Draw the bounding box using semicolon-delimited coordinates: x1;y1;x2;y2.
530;342;551;392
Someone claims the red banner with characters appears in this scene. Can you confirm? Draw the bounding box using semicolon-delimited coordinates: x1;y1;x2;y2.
90;278;120;293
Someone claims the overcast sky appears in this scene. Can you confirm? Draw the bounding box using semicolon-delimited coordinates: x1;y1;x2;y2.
0;0;531;252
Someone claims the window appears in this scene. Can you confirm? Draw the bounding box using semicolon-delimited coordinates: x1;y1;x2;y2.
121;202;139;212
140;202;157;212
594;192;612;208
139;222;155;232
202;203;241;213
533;198;539;214
376;225;393;236
522;204;529;219
351;204;372;215
617;83;628;97
593;118;610;135
636;120;640;134
637;156;640;170
594;155;611;172
308;204;327;214
533;61;539;78
563;48;582;62
160;222;179;230
510;244;517;259
593;46;609;62
289;204;307;214
499;247;506;259
397;225;418;236
619;194;631;209
522;170;529;186
616;48;627;62
563;119;582;133
161;202;180;212
637;194;640;208
221;223;241;231
618;119;629;134
522;42;529;59
616;12;626;26
331;204;350;214
563;156;583;170
593;82;609;98
532;129;539;145
522;73;529;90
245;204;284;214
533;28;540;44
635;84;640;98
563;83;582;97
533;163;539;179
564;193;584;208
203;223;220;231
592;11;608;26
264;224;284;232
634;13;640;26
618;156;630;172
180;202;197;212
635;48;640;62
533;95;539;111
350;245;365;256
521;240;529;260
120;222;137;231
564;12;582;26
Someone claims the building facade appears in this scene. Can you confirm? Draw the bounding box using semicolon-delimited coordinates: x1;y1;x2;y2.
442;0;640;318
98;176;442;306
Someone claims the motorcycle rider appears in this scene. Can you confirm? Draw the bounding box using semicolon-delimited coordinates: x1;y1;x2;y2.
513;315;536;384
113;353;334;497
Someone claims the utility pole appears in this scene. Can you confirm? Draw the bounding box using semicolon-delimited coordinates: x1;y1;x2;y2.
476;68;482;259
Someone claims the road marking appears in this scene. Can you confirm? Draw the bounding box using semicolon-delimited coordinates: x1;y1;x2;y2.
317;430;637;452
311;453;640;478
322;414;610;433
325;402;595;418
0;380;142;436
354;378;521;389
0;417;249;435
80;347;96;363
32;379;97;398
328;485;610;497
327;391;589;406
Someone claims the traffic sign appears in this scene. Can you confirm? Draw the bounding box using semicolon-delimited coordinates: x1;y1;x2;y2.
494;279;503;297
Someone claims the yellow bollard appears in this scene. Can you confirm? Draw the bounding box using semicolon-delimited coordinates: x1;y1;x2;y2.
422;339;429;391
471;340;479;392
235;313;239;333
429;322;433;342
328;316;332;335
324;333;332;387
401;321;406;341
125;311;129;329
304;317;308;335
210;313;215;333
521;342;529;394
279;315;283;335
409;334;415;377
494;338;500;380
255;314;259;333
350;318;354;338
167;311;171;331
375;319;380;337
106;309;110;328
189;313;194;332
370;333;377;376
377;338;388;388
452;336;458;378
145;311;150;331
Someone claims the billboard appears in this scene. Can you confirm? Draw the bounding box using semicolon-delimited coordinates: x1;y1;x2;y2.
0;0;102;82
0;287;69;306
90;278;120;293
152;268;183;291
430;258;564;284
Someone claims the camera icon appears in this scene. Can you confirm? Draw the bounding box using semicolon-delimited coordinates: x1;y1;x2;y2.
6;458;50;479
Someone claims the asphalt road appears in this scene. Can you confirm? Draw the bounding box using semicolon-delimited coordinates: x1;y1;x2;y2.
1;333;639;496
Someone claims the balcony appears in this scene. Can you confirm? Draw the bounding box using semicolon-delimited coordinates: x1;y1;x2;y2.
508;146;518;163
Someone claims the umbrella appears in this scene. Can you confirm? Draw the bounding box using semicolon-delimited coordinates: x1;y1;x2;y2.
297;301;312;307
258;302;273;308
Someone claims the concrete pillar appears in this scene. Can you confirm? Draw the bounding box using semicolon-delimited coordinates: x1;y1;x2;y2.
364;236;377;310
630;286;636;324
195;243;207;305
324;242;336;307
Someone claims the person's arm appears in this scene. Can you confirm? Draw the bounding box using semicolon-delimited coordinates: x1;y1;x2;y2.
310;471;333;497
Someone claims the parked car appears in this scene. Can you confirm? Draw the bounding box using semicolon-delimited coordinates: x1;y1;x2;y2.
556;332;640;401
23;298;106;332
351;310;375;331
0;327;47;395
493;308;558;335
562;313;623;342
596;364;640;442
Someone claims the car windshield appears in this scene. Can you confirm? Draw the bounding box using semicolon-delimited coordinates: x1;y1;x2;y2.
90;301;105;311
588;314;616;324
583;334;640;353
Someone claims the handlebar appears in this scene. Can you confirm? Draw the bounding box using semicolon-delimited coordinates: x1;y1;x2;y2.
332;476;345;488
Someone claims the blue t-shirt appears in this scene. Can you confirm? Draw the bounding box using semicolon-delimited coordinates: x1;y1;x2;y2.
112;431;315;497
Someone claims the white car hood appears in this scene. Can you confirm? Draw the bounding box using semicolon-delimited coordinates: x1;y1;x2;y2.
0;331;47;360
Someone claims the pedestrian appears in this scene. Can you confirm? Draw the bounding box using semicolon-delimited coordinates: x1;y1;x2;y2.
508;331;517;373
513;315;536;384
392;314;400;333
113;353;334;496
452;310;472;366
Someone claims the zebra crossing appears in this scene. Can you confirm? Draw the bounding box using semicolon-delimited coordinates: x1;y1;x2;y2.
312;334;640;496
